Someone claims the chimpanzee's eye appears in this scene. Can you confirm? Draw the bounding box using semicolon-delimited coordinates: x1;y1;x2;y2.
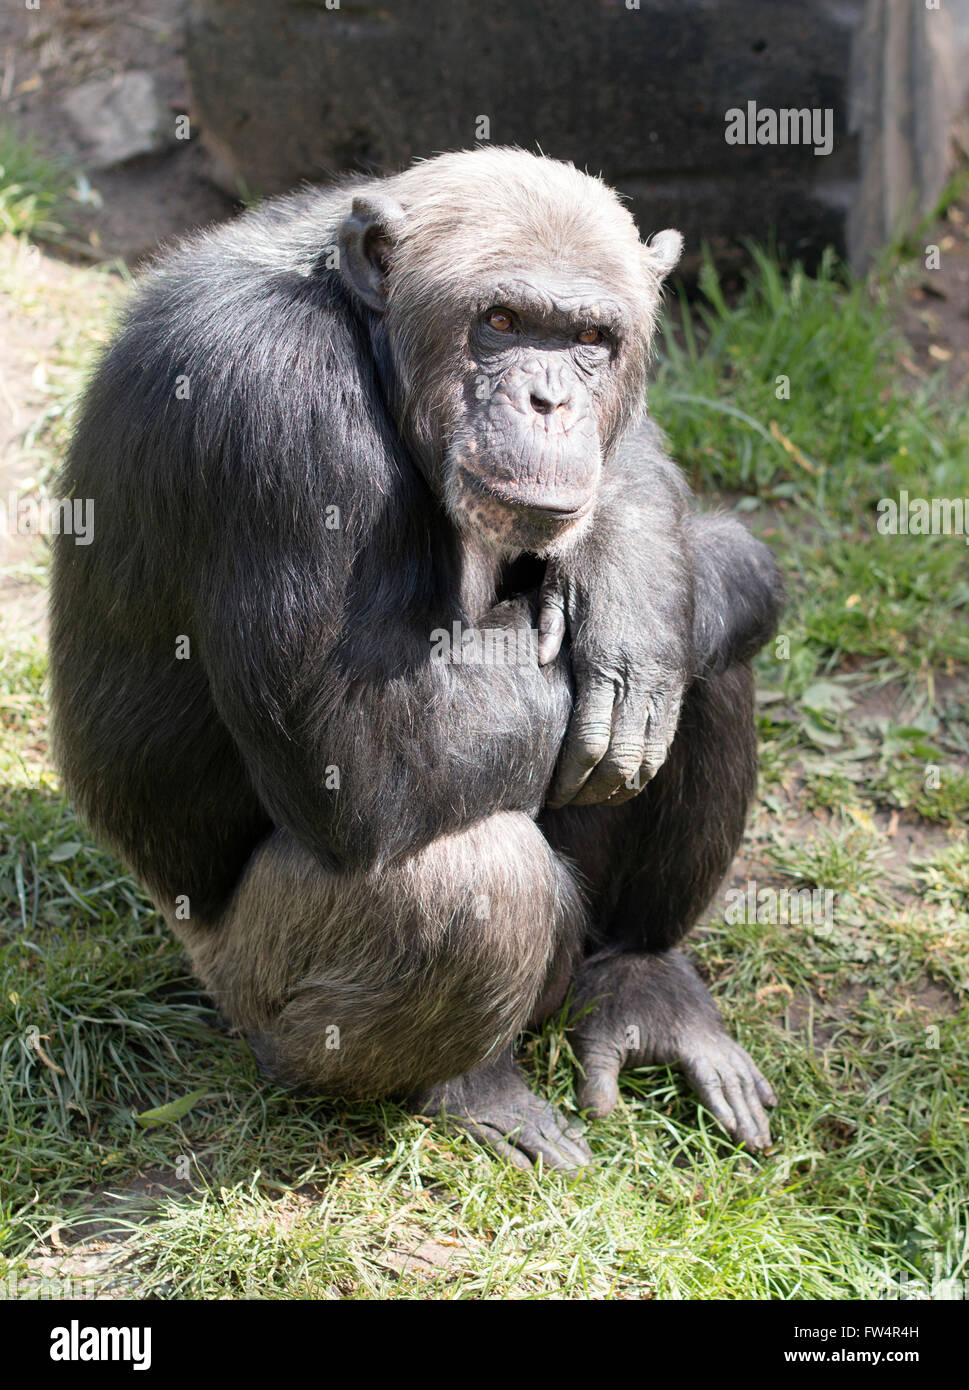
485;308;515;332
576;326;603;345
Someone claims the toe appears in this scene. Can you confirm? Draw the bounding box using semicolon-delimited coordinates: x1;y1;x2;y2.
468;1125;535;1170
518;1123;591;1171
515;1097;593;1169
577;1066;620;1119
682;1056;736;1139
574;1041;623;1119
749;1059;777;1109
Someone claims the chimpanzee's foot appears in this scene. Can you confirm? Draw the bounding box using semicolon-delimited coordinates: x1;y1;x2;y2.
571;949;776;1151
411;1049;592;1171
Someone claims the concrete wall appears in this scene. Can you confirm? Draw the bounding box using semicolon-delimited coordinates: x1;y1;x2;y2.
185;0;969;270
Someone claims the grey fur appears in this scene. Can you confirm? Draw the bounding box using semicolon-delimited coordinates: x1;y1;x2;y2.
176;813;585;1098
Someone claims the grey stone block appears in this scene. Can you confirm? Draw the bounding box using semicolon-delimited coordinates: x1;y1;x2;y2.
184;0;969;270
62;71;174;170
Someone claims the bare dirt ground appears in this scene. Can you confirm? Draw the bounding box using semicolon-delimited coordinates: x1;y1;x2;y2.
895;182;969;386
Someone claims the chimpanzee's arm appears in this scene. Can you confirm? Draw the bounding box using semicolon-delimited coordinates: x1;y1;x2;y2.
194;526;573;875
541;418;782;807
85;255;575;876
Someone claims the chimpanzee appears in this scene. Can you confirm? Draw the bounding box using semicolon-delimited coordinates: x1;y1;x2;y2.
49;148;783;1169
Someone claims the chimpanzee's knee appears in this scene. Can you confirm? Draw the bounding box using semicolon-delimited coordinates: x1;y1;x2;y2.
688;513;784;676
175;813;585;1097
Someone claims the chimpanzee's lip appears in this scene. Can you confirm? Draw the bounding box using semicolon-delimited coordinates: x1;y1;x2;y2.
457;466;595;521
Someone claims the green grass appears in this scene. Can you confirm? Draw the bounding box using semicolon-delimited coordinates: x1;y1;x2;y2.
0;215;967;1298
653;246;969;686
0;125;73;242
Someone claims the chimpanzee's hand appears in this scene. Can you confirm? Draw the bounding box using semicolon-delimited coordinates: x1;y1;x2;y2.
537;552;690;809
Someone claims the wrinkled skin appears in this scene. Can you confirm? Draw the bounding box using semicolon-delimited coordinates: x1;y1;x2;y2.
414;1050;592;1172
572;952;776;1152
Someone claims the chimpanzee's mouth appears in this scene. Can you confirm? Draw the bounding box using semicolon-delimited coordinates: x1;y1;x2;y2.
456;465;595;522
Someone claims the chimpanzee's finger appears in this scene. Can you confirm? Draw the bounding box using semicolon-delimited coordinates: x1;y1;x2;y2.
546;679;617;807
614;687;684;799
536;568;567;666
569;697;647;806
537;597;567;666
603;765;652;805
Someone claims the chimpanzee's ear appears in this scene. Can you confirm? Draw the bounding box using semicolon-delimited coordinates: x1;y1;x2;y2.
338;194;406;312
643;228;684;282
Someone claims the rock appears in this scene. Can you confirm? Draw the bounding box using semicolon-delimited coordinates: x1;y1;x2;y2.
62;71;174;170
184;0;969;271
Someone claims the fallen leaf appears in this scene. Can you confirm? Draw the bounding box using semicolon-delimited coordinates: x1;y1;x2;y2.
135;1090;208;1128
48;840;83;862
768;419;818;474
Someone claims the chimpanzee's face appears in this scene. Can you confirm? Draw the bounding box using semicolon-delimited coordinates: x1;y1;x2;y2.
443;273;632;555
335;156;681;557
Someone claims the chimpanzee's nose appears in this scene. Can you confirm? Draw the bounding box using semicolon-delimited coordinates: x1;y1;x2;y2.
529;382;571;414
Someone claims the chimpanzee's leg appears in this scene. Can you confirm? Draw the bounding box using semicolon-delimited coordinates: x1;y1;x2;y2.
173;810;591;1169
540;662;776;1150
